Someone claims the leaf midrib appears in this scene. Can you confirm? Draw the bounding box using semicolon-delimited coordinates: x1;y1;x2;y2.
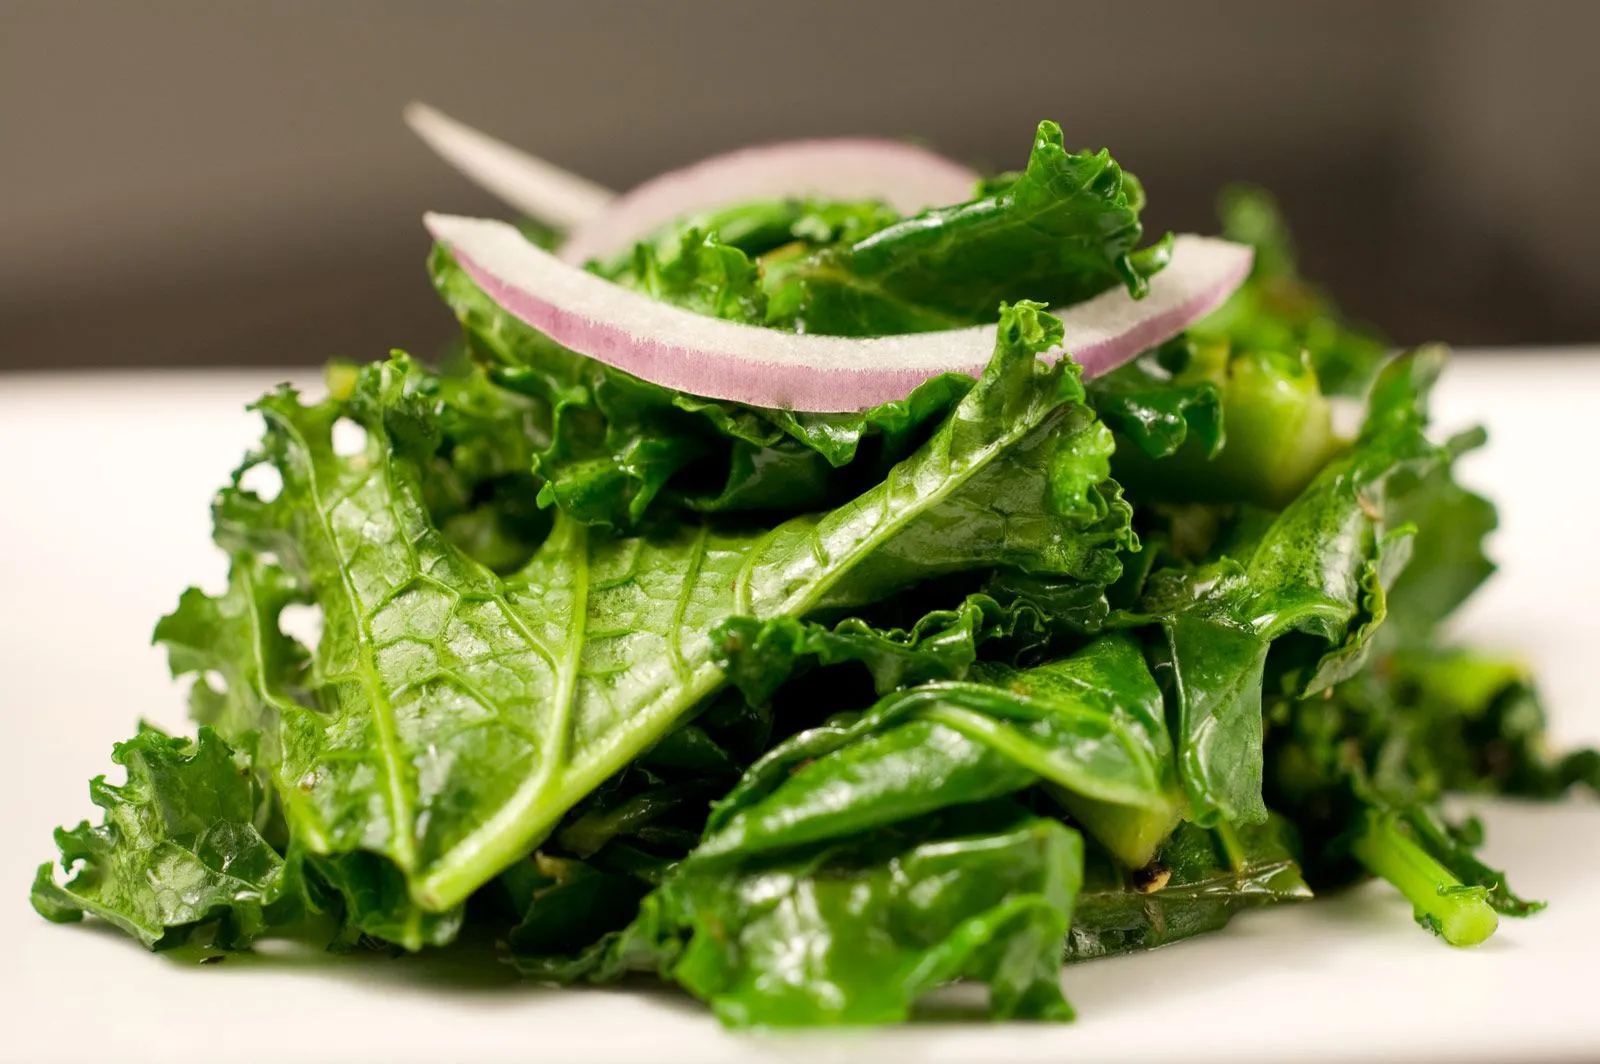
271;409;417;874
416;359;1068;910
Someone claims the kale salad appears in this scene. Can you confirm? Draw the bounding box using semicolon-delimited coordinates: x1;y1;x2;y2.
32;108;1600;1027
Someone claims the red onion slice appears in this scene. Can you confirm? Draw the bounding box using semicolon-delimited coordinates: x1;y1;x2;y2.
404;102;614;229
558;140;979;266
426;213;1252;413
404;104;979;270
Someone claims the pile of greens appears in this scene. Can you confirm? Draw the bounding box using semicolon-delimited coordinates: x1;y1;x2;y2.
33;122;1598;1027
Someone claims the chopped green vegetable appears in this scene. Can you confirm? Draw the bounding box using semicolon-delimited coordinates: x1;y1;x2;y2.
760;121;1166;336
696;633;1180;868
1350;811;1498;947
1065;817;1311;960
32;118;1596;1029
32;727;301;949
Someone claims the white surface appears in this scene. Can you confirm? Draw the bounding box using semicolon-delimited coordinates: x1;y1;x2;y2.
1;356;1597;1064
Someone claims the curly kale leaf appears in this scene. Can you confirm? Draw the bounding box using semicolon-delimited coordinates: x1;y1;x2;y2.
1149;348;1452;827
697;634;1178;870
150;302;1127;934
433;245;972;530
764;121;1165;336
712;592;1051;706
31;727;299;949
514;805;1083;1027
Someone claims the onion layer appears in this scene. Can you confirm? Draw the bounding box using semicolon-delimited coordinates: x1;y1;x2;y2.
405;104;980;268
404;102;614;229
427;213;1252;413
558;140;978;266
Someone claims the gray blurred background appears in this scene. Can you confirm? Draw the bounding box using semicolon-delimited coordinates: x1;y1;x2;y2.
3;0;1597;372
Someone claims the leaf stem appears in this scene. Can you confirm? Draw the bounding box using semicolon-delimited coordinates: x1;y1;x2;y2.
1213;819;1247;873
1350;811;1498;947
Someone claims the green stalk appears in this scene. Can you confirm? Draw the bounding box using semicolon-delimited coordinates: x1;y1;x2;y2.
1350;811;1498;947
1213;819;1248;873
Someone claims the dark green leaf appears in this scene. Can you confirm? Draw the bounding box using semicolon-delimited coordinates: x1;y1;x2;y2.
518;807;1084;1027
713;592;1049;706
1160;614;1270;826
1087;344;1224;461
1110;344;1336;509
764;121;1163;336
1065;817;1310;961
507;858;650;977
698;634;1179;869
593;197;902;267
1381;429;1498;647
432;246;972;530
1153;348;1451;826
169;301;1119;923
601;228;768;324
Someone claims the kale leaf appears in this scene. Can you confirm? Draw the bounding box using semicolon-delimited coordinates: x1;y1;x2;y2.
156;302;1128;928
763;121;1166;335
32;727;300;949
514;804;1083;1026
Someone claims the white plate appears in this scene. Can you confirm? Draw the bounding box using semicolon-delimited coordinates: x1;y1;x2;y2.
3;356;1597;1064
